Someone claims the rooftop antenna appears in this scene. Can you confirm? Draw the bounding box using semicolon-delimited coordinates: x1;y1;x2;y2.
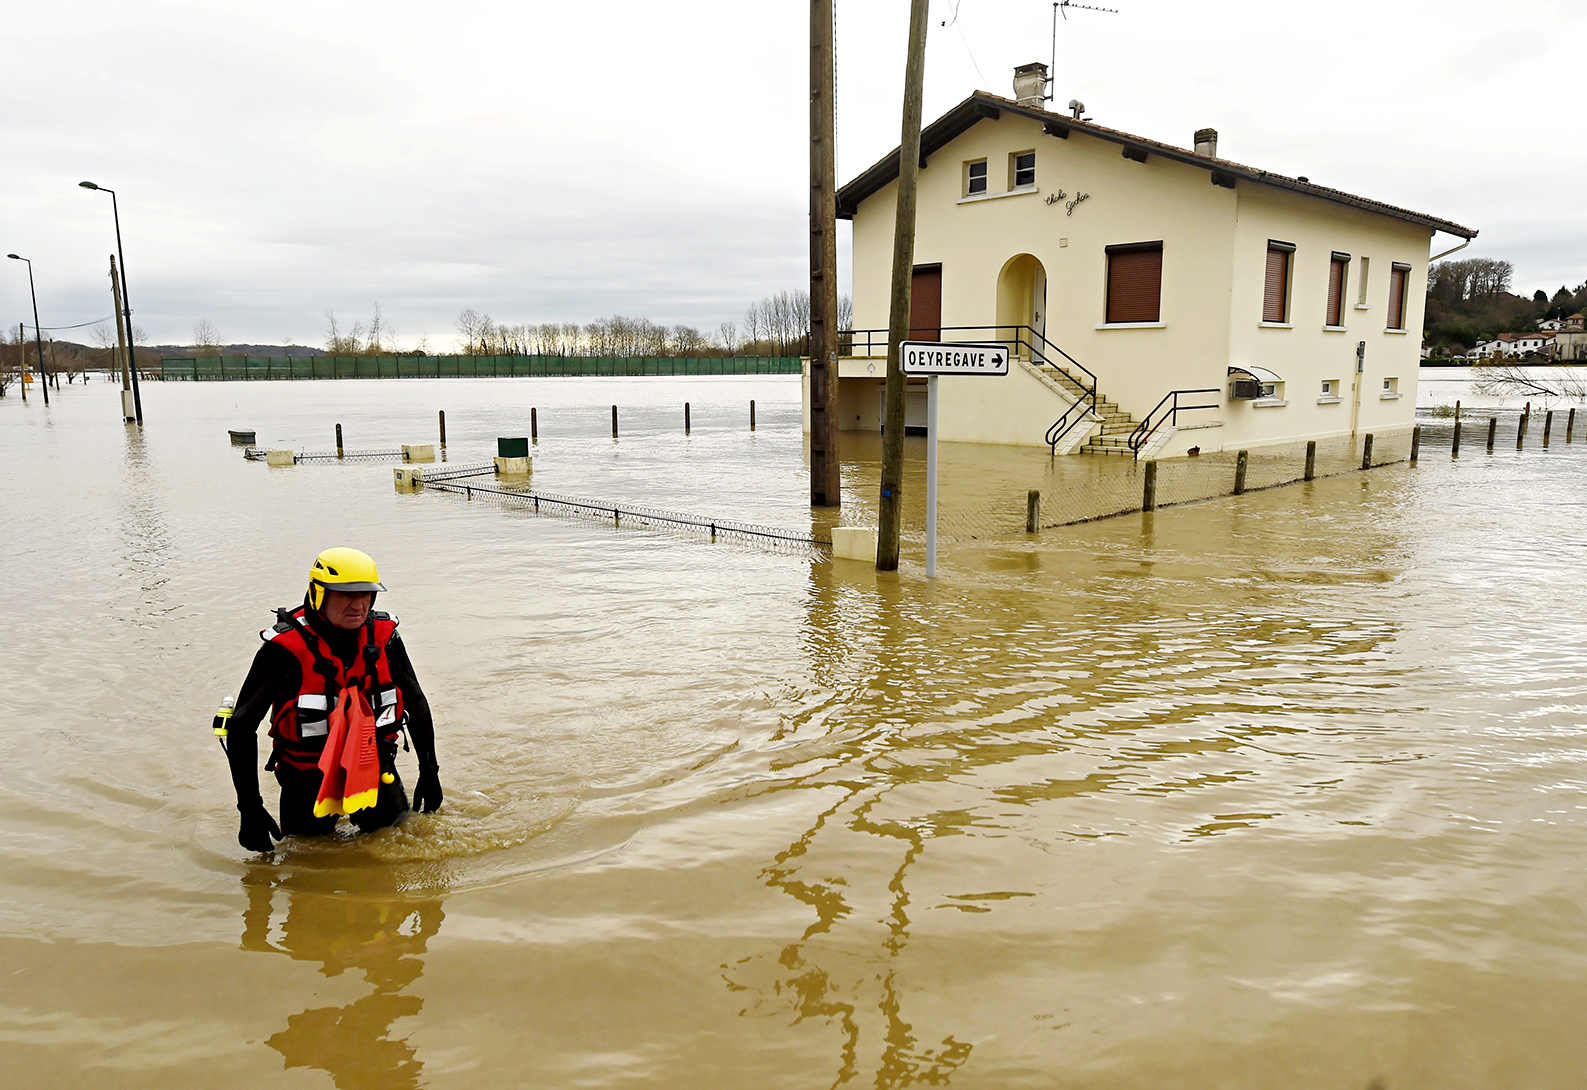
1048;0;1119;104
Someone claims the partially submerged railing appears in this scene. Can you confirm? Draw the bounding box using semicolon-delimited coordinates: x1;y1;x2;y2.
838;325;1099;451
1127;388;1221;459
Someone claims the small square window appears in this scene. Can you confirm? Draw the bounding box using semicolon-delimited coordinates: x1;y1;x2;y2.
1382;378;1392;392
966;159;988;196
1011;151;1035;189
1260;382;1277;398
1322;380;1336;396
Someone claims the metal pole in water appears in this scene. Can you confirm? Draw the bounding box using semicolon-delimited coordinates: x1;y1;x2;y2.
531;407;538;442
1233;450;1248;495
684;402;691;434
612;405;618;439
1487;416;1497;452
1410;424;1421;463
438;409;446;447
1451;420;1461;457
17;323;24;401
1304;440;1316;481
926;375;939;578
750;399;756;430
1142;463;1157;512
1026;489;1041;531
1544;410;1553;448
335;423;343;458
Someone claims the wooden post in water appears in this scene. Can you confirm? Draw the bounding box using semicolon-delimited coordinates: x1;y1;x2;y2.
1517;415;1526;450
335;423;343;458
531;407;538;442
1451;420;1461;457
438;410;446;447
1544;410;1553;448
750;399;756;430
1304;440;1317;481
1521;403;1531;437
1142;461;1158;511
612;405;618;438
1360;433;1374;470
1026;489;1041;531
1233;450;1248;495
1487;416;1497;452
1568;407;1576;443
684;402;691;434
1455;400;1461;423
1410;425;1421;462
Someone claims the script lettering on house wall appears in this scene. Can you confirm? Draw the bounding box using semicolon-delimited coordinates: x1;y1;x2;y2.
1065;192;1090;216
1044;189;1069;206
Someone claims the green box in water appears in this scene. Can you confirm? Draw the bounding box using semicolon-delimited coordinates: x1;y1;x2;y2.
497;437;529;459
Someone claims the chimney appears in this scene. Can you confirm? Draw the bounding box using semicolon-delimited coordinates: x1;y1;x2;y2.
1194;128;1219;158
1013;62;1048;108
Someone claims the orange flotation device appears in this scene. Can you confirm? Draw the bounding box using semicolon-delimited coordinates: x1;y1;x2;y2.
313;687;381;818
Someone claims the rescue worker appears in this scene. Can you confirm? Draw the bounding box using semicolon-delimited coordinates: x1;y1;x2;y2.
226;547;442;852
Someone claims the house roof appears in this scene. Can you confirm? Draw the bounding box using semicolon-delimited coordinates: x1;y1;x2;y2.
836;91;1478;240
1499;331;1554;341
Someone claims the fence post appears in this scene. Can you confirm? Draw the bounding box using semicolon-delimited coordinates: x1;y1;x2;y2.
1304;440;1317;481
336;423;344;458
684;402;691;434
1451;420;1461;457
1142;462;1158;511
1569;407;1577;444
1517;416;1526;450
1454;399;1461;424
1544;410;1553;448
1487;416;1497;452
438;409;446;447
531;407;538;442
612;405;619;438
1233;450;1248;495
1410;424;1421;463
1026;489;1041;531
750;399;756;430
1360;433;1374;470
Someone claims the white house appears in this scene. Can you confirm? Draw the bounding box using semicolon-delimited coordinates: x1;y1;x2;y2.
807;64;1477;456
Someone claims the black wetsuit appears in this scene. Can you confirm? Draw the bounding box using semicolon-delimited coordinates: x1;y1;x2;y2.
227;605;438;836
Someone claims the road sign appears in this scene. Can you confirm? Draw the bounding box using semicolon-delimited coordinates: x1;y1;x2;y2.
895;341;1012;578
900;340;1010;376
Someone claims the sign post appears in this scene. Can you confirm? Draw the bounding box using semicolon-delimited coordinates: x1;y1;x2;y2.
900;341;1010;578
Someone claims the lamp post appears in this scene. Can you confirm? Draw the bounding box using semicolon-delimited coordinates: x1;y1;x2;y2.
6;254;50;406
79;181;142;424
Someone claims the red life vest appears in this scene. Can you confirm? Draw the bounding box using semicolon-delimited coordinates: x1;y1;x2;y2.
262;606;405;771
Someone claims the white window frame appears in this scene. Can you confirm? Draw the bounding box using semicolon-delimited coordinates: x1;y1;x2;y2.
965;159;988;197
1009;150;1036;190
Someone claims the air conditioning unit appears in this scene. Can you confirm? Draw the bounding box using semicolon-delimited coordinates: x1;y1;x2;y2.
1230;379;1262;400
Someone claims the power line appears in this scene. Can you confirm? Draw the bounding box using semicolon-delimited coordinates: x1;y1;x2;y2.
33;315;115;331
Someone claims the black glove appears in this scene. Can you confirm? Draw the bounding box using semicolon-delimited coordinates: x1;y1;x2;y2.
413;767;443;813
238;802;282;853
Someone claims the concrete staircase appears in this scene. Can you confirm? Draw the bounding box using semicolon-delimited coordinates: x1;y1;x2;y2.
1019;358;1143;456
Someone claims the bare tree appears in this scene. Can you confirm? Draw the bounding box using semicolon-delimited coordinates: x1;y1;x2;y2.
193;318;223;357
325;311;362;354
717;320;738;355
366;303;386;354
1472;361;1587;404
455;309;492;355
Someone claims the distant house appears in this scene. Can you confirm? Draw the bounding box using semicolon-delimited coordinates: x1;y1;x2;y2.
1539;318;1566;331
810;63;1477;455
1555;315;1587;360
1476;332;1558;359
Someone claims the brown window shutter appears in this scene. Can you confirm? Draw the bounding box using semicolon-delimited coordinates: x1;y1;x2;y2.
1326;255;1348;326
1387;264;1409;329
909;265;943;340
1105;244;1163;323
1263;245;1291;323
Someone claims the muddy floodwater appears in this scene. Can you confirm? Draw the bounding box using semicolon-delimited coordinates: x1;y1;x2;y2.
4;373;1587;1088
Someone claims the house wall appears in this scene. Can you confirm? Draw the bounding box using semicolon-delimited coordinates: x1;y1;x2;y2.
847;110;1437;452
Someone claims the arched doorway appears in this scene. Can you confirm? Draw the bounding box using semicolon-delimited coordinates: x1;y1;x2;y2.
996;253;1047;357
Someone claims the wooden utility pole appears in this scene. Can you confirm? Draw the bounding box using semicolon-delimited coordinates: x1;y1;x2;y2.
876;0;931;570
109;255;131;394
808;0;841;507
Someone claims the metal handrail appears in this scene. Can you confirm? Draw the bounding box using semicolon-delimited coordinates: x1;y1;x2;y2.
837;325;1099;451
1126;388;1221;459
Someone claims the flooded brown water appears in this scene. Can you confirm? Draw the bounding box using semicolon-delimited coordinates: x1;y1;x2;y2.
4;376;1587;1088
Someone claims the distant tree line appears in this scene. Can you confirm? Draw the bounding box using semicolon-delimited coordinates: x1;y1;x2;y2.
1424;257;1587;354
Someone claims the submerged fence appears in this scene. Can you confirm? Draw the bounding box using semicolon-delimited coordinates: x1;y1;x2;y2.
154;355;800;381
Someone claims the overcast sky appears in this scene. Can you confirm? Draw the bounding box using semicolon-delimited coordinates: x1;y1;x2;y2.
3;0;1582;349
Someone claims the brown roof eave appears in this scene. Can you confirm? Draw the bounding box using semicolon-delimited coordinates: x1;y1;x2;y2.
837;91;1477;240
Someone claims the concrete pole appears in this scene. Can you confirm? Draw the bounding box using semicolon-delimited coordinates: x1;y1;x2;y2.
1141;463;1157;511
876;0;931;571
807;0;841;507
1026;489;1042;530
17;323;25;401
109;255;130;393
1233;450;1248;495
1304;440;1316;481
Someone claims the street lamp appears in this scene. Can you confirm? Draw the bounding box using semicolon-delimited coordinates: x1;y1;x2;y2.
6;254;50;406
79;181;142;424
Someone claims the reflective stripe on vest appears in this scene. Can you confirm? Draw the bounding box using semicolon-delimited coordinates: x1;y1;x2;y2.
262;607;404;769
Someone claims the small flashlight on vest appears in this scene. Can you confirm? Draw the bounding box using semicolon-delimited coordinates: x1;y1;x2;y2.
381;773;395;784
212;696;235;754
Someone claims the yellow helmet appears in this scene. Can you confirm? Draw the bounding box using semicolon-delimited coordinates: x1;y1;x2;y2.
306;547;387;611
